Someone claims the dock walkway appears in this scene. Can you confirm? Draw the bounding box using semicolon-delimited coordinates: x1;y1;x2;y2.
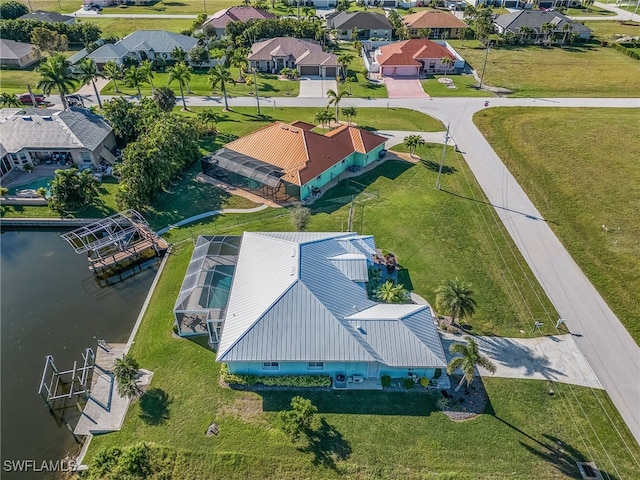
74;343;153;436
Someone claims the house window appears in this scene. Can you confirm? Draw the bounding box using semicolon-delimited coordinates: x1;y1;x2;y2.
262;361;279;370
341;159;345;164
308;362;324;370
316;175;321;180
81;152;92;163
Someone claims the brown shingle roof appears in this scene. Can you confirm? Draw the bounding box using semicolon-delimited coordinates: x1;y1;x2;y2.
203;6;275;29
223;122;386;186
377;39;454;67
402;11;468;29
248;37;339;67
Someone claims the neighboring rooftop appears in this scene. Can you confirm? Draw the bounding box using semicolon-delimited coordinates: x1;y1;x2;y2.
221;121;386;186
402;10;468;29
376;39;454;66
202;6;275;30
217;232;447;368
18;10;74;23
327;11;393;30
495;10;592;36
0;39;35;60
248;37;339;67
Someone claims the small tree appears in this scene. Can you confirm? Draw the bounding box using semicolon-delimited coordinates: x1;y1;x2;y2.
0;92;20;107
278;396;318;442
435;278;477;325
31;27;68;56
376;280;408;304
447;336;496;392
342;106;357;125
153;85;176;113
48;168;100;214
403;134;424;158
76;58;105;108
124;65;147;99
103;61;122;94
167;62;193;110
113;354;141;399
290;204;311;231
0;1;29;19
326;88;347;123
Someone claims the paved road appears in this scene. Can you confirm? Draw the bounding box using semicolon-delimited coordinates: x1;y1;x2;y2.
573;1;640;21
73;8;197;18
69;91;640;444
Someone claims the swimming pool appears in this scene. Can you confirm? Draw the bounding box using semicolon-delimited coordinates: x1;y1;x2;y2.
8;177;53;195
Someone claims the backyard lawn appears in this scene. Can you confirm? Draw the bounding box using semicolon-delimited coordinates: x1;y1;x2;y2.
474;107;640;345
83;157;640;479
0;67;45;95
449;36;640;97
422;74;489;97
333;43;389;99
79;17;195;38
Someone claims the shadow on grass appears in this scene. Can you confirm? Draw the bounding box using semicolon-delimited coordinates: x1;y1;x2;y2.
397;268;414;292
301;419;352;470
139;388;172;426
311;160;413;215
260;389;438;416
421;159;457;175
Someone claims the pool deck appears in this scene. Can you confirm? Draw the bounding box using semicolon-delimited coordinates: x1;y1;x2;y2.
74;343;153;436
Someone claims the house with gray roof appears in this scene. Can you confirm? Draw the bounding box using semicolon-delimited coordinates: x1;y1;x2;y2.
69;30;200;69
495;10;592;43
203;231;447;387
326;11;393;40
0;39;40;68
18;10;75;24
248;37;340;77
0;107;116;175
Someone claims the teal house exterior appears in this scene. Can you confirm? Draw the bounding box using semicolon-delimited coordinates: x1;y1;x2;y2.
216;232;447;388
201;121;387;203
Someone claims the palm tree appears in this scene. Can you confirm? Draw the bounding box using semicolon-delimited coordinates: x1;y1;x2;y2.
197;108;219;134
435;278;477;325
171;46;188;63
103;61;122;94
138;59;155;94
541;22;554;46
441;56;454;74
376;280;408;304
337;53;354;79
342;106;357;125
124;66;146;99
113;354;141;399
447;336;496;392
76;58;105;108
230;47;249;82
326;88;347;124
167;62;193;110
561;23;573;47
314;109;334;129
403;134;425;157
0;92;20;107
37;53;76;109
419;28;432;39
518;26;535;45
152;85;176;112
344;76;354;95
209;63;235;111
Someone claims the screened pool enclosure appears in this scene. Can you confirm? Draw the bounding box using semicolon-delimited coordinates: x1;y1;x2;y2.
173;235;240;343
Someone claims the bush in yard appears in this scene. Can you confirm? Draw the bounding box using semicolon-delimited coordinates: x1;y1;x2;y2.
220;364;331;387
290;204;311;231
381;374;392;388
278;396;318;442
403;378;415;389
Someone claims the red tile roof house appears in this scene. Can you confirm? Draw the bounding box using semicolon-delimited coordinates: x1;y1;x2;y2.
402;10;468;40
202;6;275;38
201;121;387;202
248;37;340;77
373;39;456;76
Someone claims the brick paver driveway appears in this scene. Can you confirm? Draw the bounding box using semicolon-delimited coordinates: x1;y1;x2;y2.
384;76;429;99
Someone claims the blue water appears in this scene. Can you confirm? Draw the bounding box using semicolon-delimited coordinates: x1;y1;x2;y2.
8;177;53;195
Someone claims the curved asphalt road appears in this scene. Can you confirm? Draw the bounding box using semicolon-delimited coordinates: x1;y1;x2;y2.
74;91;640;444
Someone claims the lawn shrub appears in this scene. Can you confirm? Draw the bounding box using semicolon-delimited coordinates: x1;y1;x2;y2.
611;42;640;60
380;374;392;388
402;378;415;389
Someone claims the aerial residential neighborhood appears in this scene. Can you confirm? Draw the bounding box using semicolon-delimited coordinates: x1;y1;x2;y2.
0;0;639;478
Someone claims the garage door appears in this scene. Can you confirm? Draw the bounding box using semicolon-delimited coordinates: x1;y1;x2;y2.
325;67;337;78
395;67;418;76
383;0;395;6
299;65;319;76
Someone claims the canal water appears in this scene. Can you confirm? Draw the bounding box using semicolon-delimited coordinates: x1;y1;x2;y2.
1;229;157;479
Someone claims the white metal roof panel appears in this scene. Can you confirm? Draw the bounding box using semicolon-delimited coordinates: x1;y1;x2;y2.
345;303;425;320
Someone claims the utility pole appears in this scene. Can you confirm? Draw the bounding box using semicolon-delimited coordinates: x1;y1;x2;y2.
435;123;450;190
478;41;491;90
252;68;260;115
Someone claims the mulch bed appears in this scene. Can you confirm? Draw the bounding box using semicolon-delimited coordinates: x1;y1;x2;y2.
439;376;488;421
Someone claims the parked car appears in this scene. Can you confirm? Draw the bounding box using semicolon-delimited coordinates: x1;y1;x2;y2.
18;93;46;105
65;94;85;108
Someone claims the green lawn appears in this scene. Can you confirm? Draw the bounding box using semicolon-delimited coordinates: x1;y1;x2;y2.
422;74;490;97
23;0;79;13
584;19;640;42
83;157;640;479
449;38;640;97
566;5;616;16
0;66;45;95
474;107;640;345
333;43;389;99
79;17;195;38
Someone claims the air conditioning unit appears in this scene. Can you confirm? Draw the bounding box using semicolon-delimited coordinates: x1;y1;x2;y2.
352;375;364;383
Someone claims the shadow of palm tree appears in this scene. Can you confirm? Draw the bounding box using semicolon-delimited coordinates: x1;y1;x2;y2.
421;159;456;175
139;388;172;426
301;419;352;470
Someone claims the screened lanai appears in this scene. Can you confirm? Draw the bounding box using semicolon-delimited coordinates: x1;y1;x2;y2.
173;235;241;343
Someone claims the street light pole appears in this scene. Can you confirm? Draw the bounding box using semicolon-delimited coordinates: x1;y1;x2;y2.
435;123;450;190
252;68;260;115
478;41;491;90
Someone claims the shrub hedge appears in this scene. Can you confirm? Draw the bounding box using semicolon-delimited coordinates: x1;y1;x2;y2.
220;363;331;388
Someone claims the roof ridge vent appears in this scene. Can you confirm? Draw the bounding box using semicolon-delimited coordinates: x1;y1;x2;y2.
22;116;32;121
281;125;289;130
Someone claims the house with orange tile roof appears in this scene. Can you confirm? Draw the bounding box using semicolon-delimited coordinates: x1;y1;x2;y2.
402;11;468;40
373;39;458;76
201;121;387;201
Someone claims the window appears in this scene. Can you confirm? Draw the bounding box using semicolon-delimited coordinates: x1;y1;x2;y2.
308;362;324;370
316;175;321;180
262;361;279;370
81;152;92;163
341;159;345;164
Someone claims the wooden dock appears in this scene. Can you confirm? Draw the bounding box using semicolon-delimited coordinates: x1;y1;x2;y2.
74;343;153;436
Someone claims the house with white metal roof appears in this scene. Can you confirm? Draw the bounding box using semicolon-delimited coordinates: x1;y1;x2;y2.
213;232;447;385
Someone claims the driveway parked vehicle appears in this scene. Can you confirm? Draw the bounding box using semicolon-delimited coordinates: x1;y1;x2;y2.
18;93;46;105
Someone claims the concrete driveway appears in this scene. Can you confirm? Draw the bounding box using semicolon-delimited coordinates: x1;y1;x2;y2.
441;333;603;389
298;77;338;98
384;76;429;99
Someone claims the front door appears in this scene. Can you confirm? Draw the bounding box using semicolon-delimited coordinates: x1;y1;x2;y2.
368;362;380;378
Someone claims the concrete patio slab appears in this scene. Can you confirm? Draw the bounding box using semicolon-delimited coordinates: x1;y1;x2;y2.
440;333;603;389
298;77;338;98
